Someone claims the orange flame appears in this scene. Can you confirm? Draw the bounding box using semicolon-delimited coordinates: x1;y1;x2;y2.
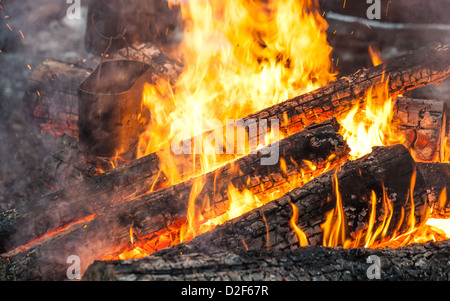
320;168;448;249
137;0;334;171
339;74;404;160
289;201;309;247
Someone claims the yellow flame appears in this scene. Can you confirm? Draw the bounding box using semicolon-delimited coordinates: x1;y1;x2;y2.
320;167;448;249
137;0;334;171
339;75;404;160
289;201;309;247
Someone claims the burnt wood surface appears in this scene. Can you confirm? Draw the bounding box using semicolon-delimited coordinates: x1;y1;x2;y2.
83;239;450;281
154;145;428;257
0;119;349;280
81;144;434;281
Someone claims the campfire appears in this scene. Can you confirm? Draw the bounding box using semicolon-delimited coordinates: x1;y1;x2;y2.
1;0;450;281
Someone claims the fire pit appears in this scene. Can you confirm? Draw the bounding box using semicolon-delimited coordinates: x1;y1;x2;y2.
1;0;450;283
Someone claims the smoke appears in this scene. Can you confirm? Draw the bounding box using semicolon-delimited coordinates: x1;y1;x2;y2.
0;0;89;211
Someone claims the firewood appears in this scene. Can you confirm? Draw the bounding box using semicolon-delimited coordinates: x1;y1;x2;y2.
41;133;113;190
417;162;450;217
393;97;447;162
153;144;428;257
0;119;349;280
82;239;450;281
6;42;449;256
22;43;182;138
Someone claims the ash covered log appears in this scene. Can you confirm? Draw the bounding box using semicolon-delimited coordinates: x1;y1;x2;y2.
83;240;450;281
393;97;447;162
22;43;182;138
155;144;429;258
0;119;349;280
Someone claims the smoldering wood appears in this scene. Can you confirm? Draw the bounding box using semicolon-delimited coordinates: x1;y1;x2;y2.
82;239;450;281
0;119;350;280
153;144;428;258
23;42;450;143
22;42;182;138
235;43;450;151
393;97;447;162
22;58;93;138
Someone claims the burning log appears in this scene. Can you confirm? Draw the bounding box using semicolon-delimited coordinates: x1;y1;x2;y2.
151;144;429;257
393;97;447;162
81;144;439;281
0;118;349;280
6;42;449;256
82;240;450;281
22;42;182;138
254;43;450;138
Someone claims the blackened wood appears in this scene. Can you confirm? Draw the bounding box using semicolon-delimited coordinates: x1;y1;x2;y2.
82;240;450;281
393;98;447;162
155;144;428;257
0;119;349;280
417;162;450;218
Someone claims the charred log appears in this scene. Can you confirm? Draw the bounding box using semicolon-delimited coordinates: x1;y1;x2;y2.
7;45;450;258
154;144;428;257
83;240;450;281
0;119;349;280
